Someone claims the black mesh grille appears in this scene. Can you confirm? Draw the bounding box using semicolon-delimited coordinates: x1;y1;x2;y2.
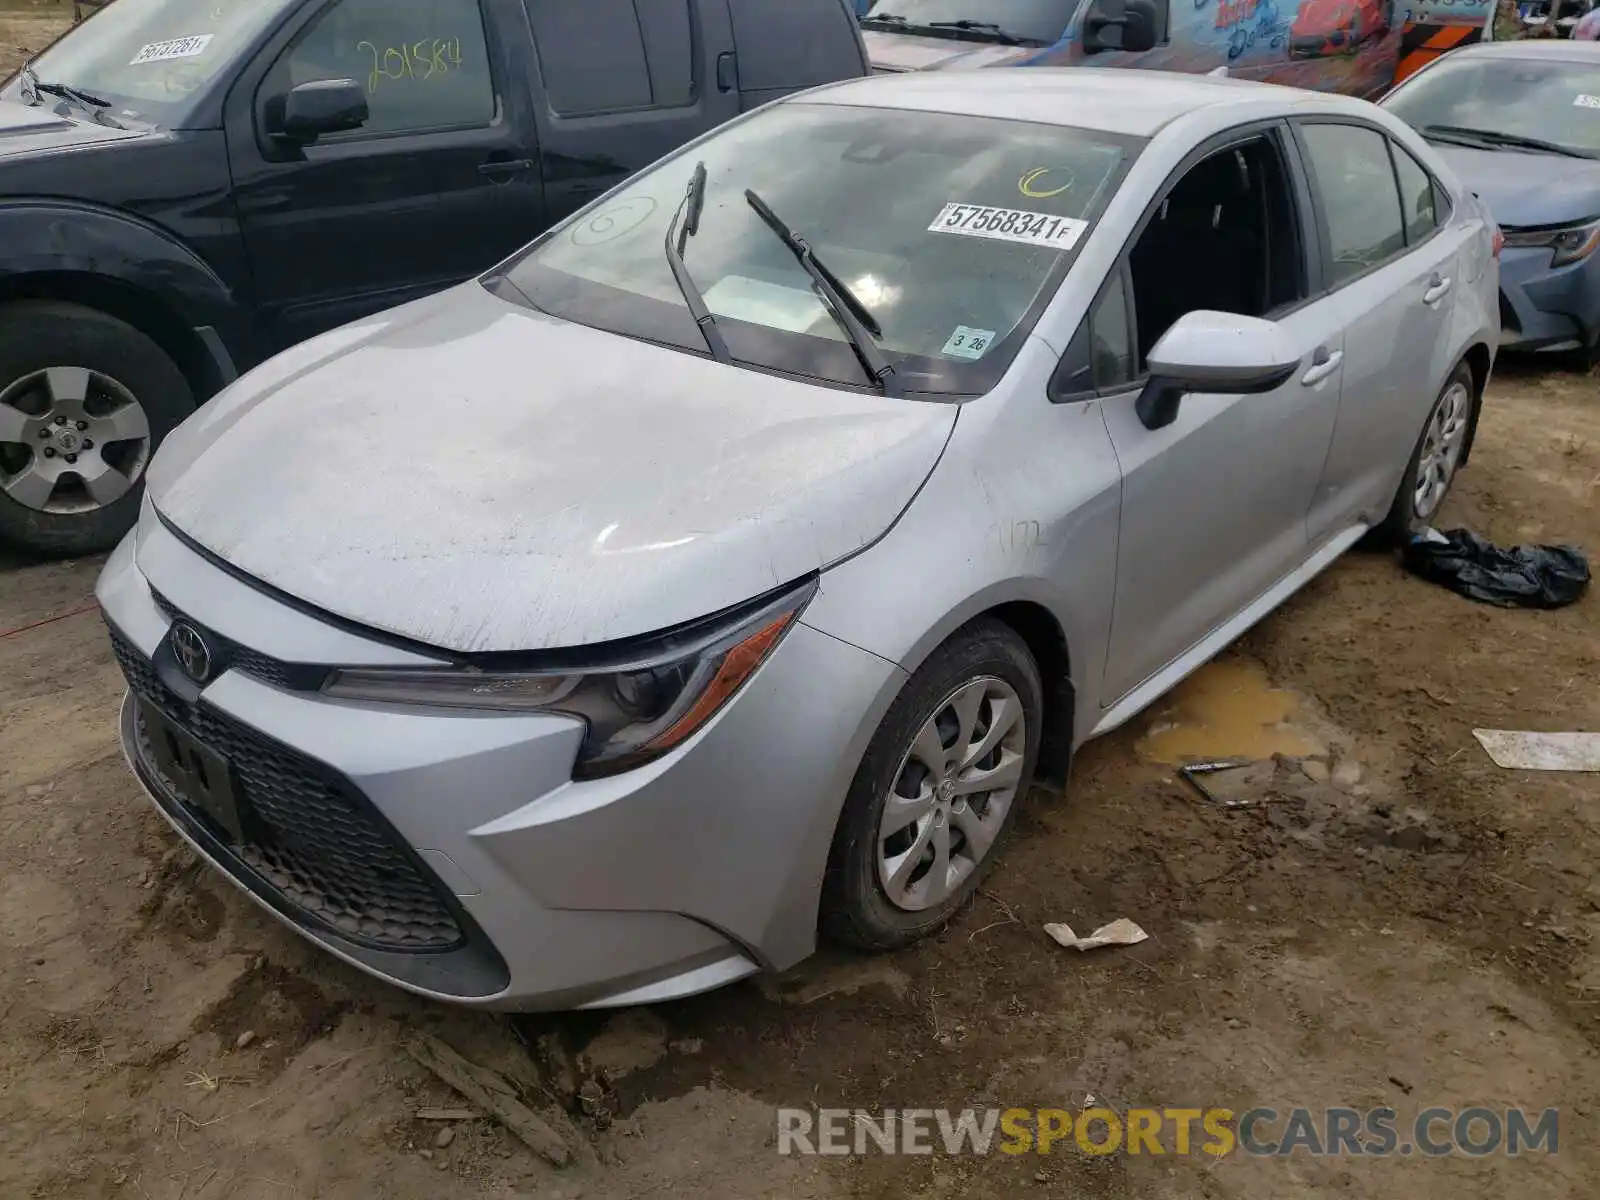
110;626;464;952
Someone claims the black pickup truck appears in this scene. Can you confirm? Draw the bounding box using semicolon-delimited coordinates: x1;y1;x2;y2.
0;0;868;557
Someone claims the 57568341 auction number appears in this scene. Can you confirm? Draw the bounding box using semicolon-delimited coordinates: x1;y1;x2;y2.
928;203;1089;250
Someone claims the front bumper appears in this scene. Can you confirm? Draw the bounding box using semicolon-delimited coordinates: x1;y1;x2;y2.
1496;243;1600;353
97;520;905;1010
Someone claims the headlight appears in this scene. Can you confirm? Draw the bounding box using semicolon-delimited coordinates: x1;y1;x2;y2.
322;580;815;778
1500;220;1600;267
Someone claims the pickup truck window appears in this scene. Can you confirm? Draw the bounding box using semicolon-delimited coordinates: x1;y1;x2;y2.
502;101;1138;396
526;0;695;116
18;0;291;126
263;0;496;137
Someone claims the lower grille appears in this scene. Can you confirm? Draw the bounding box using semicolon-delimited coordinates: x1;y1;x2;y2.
110;627;464;953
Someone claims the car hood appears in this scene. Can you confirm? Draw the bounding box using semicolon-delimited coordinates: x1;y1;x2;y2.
0;96;147;158
147;283;958;654
861;29;1035;72
1429;143;1600;228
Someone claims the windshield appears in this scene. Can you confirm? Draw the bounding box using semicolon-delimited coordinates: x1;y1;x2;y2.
860;0;1076;44
1384;55;1600;159
499;102;1137;397
10;0;291;126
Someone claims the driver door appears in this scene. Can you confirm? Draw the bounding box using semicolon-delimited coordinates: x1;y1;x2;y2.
224;0;544;351
1085;127;1347;706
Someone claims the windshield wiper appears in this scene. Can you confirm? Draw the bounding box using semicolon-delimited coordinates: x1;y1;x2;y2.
18;61;122;128
859;12;910;28
927;19;1032;44
1423;124;1592;159
663;161;732;365
743;188;900;397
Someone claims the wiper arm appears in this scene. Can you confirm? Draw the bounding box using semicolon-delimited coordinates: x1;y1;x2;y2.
744;188;900;397
1425;124;1592;159
19;62;122;127
927;19;1031;44
663;161;732;365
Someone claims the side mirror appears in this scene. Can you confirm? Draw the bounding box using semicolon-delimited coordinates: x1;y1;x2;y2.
271;78;368;142
1083;0;1159;53
1136;311;1301;431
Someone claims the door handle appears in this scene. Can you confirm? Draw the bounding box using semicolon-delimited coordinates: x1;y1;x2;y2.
1300;347;1343;387
478;157;536;179
716;51;737;93
1423;274;1453;305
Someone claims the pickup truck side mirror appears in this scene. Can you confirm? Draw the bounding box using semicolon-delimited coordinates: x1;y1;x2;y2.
1082;0;1160;54
271;79;369;143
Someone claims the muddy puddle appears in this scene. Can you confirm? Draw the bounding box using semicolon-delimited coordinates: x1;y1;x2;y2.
1136;657;1326;764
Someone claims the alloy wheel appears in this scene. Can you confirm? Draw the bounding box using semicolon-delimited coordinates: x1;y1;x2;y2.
1412;379;1471;522
877;676;1028;912
0;366;151;515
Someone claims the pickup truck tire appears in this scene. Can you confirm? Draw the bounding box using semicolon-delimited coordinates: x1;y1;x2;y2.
0;301;192;558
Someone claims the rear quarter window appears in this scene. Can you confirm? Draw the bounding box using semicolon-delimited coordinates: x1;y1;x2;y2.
727;0;864;91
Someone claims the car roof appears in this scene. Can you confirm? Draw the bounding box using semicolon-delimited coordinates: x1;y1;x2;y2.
1444;39;1600;65
804;67;1374;138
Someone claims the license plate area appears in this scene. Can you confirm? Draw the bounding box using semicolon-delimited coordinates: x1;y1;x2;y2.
139;698;246;843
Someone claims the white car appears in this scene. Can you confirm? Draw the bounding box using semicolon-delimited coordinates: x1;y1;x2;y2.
98;69;1498;1010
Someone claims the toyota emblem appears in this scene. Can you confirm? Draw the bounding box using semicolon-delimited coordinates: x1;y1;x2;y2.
169;621;212;684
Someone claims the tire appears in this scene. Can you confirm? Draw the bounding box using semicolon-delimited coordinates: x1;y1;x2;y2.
0;301;192;558
1374;359;1477;546
820;619;1044;951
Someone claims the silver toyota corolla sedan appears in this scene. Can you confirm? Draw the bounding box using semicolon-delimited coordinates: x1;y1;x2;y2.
97;69;1499;1011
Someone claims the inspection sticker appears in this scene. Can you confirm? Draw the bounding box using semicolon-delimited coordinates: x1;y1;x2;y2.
928;202;1088;250
1575;94;1600;109
130;35;214;66
941;325;997;360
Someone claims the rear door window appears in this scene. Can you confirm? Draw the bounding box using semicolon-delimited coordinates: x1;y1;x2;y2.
1299;123;1407;287
526;0;695;115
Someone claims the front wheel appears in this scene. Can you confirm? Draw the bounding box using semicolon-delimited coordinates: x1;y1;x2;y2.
1375;360;1477;544
820;619;1043;951
0;301;192;558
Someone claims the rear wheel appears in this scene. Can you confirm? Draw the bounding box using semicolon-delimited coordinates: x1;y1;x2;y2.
1374;360;1476;545
821;620;1043;951
0;302;192;558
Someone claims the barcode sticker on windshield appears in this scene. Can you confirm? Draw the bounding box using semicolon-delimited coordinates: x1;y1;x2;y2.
130;35;214;66
1575;94;1600;109
928;202;1088;250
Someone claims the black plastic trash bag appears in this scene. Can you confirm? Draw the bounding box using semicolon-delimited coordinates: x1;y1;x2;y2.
1402;527;1590;609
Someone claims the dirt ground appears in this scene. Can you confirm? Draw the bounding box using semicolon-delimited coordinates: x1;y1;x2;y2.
0;0;69;77
4;8;1600;1196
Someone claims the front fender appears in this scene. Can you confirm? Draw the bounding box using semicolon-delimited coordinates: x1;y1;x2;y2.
0;200;253;370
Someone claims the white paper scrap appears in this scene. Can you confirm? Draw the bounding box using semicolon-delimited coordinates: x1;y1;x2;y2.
1044;918;1149;952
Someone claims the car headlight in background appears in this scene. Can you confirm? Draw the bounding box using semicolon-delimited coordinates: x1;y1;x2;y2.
1500;219;1600;267
322;579;816;778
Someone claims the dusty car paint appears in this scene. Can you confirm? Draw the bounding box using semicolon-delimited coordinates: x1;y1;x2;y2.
147;284;959;653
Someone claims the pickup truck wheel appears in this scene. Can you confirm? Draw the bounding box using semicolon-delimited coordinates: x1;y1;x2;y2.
0;302;192;558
